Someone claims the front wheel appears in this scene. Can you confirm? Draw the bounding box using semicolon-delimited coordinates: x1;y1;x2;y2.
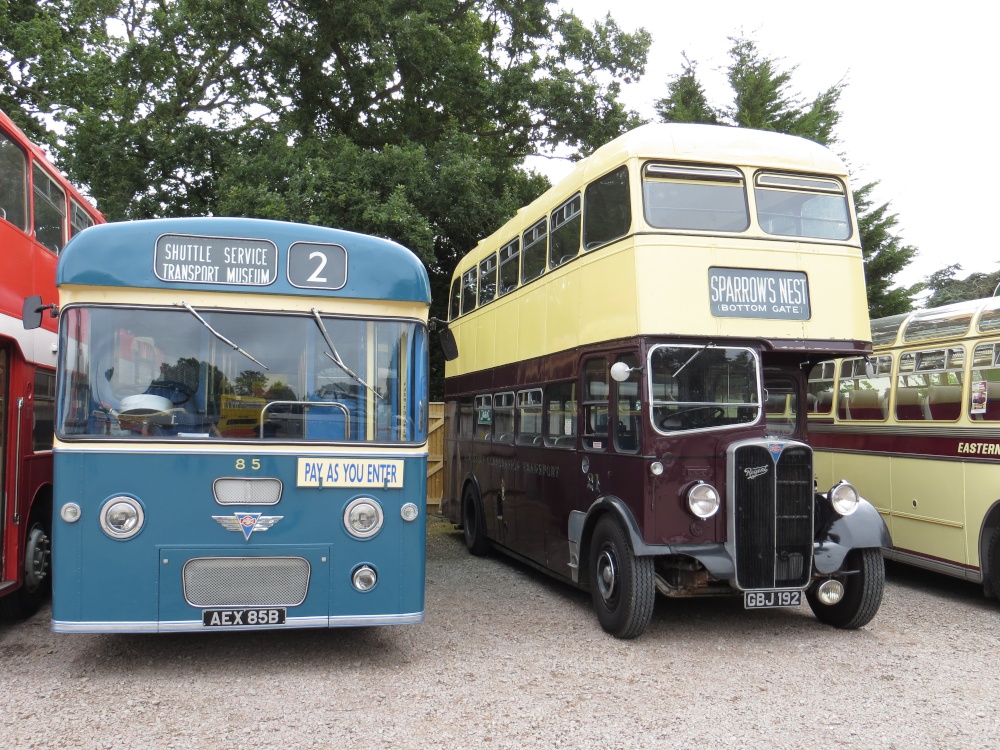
588;515;655;639
0;516;51;620
986;527;1000;598
807;547;884;629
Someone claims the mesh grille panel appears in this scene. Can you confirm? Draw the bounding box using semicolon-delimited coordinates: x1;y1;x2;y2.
183;557;310;606
734;442;814;590
213;477;282;505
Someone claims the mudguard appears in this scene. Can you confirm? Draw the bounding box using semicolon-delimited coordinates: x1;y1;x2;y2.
813;499;891;574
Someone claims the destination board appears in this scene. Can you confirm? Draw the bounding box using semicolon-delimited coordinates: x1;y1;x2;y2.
154;233;278;286
708;267;810;320
286;242;348;290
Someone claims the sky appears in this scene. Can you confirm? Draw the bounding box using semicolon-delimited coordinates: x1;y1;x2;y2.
539;0;997;290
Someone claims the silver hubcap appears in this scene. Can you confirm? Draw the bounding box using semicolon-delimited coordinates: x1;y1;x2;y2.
597;548;618;603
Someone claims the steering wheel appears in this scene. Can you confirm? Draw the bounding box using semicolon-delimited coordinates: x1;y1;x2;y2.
148;379;196;406
660;406;725;430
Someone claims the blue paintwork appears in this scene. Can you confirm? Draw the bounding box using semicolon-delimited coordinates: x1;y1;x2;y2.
57;217;431;304
51;449;427;631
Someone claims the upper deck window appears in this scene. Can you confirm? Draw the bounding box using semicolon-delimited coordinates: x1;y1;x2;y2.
33;162;66;253
449;276;461;320
461;266;478;315
70;199;95;239
478;253;497;307
497;238;520;297
902;305;974;344
549;194;581;268
0;129;27;230
649;345;759;433
642;163;749;232
583;166;630;250
521;219;547;283
754;172;851;240
870;313;909;347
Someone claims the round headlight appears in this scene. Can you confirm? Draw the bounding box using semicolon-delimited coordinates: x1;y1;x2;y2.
828;481;860;516
687;482;720;519
100;496;144;539
400;502;419;522
352;564;378;592
344;497;384;538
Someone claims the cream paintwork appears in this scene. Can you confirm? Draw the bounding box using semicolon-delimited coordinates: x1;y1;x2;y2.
446;123;868;378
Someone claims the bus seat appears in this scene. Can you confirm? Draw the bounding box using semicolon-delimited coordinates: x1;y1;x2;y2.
983;382;1000;420
845;389;884;420
816;390;833;414
926;385;961;421
894;386;926;421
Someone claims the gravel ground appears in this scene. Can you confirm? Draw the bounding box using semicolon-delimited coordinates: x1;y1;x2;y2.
1;514;999;749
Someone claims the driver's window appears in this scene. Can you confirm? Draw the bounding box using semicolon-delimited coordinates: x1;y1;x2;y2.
582;358;608;450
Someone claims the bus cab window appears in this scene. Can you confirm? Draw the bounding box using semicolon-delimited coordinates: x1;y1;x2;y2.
582;358;609;450
613;354;642;453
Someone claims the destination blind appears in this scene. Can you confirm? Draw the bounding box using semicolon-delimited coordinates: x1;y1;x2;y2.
155;233;279;286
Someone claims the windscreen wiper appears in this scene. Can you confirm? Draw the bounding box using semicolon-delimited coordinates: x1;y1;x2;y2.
673;341;714;379
311;308;383;400
180;301;268;370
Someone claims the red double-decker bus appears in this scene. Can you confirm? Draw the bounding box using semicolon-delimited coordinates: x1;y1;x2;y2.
0;108;104;618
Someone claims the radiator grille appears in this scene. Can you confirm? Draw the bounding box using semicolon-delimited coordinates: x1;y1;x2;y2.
213;477;283;505
182;556;310;606
733;443;813;590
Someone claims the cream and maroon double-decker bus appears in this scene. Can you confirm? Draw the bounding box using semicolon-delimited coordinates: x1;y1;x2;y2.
440;123;888;638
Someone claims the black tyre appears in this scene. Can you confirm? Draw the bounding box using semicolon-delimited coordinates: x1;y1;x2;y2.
462;484;490;556
588;515;655;639
807;547;884;629
987;527;1000;598
0;514;51;621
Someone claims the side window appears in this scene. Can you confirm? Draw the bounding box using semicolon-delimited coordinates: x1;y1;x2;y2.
449;277;461;320
521;219;547;283
896;347;964;421
763;376;798;437
582;358;609;450
970;342;1000;421
478;254;497;307
33;162;66;253
549;194;581;268
544;382;577;447
497;239;520;297
584;166;631;250
807;360;836;414
458;397;475;438
0;129;28;230
474;394;492;440
516;389;543;445
70;199;95;238
613;354;641;453
461;267;478;315
33;368;56;451
838;355;892;421
493;391;515;443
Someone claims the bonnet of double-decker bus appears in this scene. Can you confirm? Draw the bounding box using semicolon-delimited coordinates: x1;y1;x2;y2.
56;305;426;443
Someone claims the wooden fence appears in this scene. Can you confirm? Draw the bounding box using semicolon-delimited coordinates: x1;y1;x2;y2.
426;402;445;513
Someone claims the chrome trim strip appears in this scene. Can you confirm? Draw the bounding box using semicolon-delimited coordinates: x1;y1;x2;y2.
51;612;424;633
883;549;983;583
54;444;429;458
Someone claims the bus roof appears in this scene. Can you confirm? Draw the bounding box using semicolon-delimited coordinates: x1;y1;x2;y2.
57;217;431;305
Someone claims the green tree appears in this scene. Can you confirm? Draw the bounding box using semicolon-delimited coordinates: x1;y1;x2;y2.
923;264;1000;308
655;36;919;317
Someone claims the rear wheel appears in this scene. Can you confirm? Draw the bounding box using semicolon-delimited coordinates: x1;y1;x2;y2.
588;515;655;639
987;527;1000;598
462;484;490;556
807;547;884;629
0;512;51;620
